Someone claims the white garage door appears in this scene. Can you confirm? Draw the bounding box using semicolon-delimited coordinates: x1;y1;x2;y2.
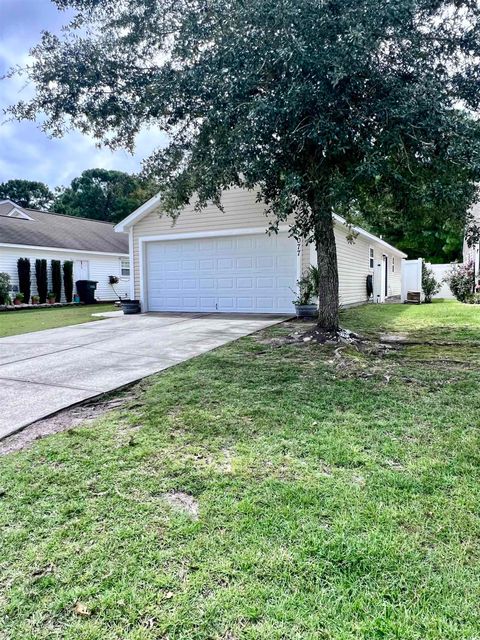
145;232;298;313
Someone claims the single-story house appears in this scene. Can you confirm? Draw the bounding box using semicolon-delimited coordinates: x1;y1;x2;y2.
115;188;407;314
0;199;130;302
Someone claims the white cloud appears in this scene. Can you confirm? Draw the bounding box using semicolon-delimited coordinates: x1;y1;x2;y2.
0;0;169;189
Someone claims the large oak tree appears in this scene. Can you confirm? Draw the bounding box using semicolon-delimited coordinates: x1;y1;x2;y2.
53;168;157;223
10;0;480;330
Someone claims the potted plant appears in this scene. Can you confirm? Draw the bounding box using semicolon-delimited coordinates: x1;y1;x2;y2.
13;292;25;306
108;275;140;314
31;295;40;305
47;291;56;304
293;266;319;318
121;299;141;314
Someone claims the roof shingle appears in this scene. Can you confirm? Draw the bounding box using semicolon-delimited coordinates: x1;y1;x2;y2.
0;201;128;254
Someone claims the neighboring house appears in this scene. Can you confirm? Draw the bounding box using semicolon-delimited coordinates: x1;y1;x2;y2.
0;199;130;301
115;188;406;314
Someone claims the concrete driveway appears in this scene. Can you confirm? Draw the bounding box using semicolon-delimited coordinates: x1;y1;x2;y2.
0;312;286;440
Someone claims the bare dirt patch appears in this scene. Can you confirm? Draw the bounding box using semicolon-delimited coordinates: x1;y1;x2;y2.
162;492;199;519
0;383;147;456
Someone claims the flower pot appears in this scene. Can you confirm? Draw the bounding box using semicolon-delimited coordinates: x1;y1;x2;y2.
48;298;56;305
13;299;22;306
121;300;141;315
295;303;318;318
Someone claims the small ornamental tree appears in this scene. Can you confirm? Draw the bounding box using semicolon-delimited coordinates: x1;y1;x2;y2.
51;260;62;303
422;263;441;304
17;257;31;304
445;261;475;303
10;0;480;331
35;258;48;303
63;261;74;303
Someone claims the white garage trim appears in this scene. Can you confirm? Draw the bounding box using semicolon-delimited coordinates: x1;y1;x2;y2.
138;225;299;313
128;228;135;300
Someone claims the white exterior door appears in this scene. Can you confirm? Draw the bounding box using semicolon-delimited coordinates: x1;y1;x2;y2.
74;260;90;281
144;232;298;313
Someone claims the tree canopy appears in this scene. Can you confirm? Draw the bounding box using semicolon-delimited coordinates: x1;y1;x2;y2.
53;168;157;223
10;0;480;329
0;179;54;210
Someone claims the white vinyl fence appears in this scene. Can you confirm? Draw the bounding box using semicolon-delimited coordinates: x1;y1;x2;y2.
427;263;456;299
401;258;457;301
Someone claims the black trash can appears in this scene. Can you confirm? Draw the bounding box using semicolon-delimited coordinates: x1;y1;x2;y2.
76;280;98;304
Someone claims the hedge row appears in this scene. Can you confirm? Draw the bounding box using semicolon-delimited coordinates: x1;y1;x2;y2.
16;258;74;304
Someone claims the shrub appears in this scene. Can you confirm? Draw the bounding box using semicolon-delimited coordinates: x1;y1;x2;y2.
422;263;441;303
0;272;10;304
445;260;475;303
63;261;74;303
51;259;62;303
17;258;31;304
14;292;25;303
293;266;319;305
35;259;48;303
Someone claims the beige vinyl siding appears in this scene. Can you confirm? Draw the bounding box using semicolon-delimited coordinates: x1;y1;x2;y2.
310;222;402;307
131;187;403;305
132;188;297;299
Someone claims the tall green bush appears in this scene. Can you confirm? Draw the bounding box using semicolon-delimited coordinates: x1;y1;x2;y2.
17;257;31;304
63;261;73;302
35;259;48;303
422;263;441;304
0;272;10;304
51;260;62;303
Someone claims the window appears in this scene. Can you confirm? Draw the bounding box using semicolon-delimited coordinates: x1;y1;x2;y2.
392;257;395;273
369;247;374;269
120;258;130;277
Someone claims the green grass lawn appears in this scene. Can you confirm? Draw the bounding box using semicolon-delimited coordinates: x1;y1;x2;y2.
341;298;480;342
0;303;116;338
1;301;480;639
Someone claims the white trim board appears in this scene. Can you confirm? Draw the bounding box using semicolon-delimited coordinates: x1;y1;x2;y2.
114;193;162;232
0;243;129;257
128;228;135;300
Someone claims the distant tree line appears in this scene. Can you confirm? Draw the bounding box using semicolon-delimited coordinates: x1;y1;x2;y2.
0;168;465;263
0;169;158;225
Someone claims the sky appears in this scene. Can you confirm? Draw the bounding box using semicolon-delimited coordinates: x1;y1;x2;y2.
0;0;168;189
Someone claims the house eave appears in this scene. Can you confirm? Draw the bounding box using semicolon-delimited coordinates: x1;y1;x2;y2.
0;242;129;257
114;193;162;232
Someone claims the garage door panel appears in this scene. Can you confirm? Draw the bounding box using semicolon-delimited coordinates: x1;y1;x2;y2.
199;259;215;270
236;257;253;269
217;278;234;289
257;277;275;289
218;258;234;270
237;277;253;288
257;256;275;269
236;297;255;309
146;233;297;313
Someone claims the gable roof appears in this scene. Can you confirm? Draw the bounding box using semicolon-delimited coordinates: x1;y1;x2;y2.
0;201;129;255
115;189;407;257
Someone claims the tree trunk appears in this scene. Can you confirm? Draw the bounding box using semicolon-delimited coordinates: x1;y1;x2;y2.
313;207;340;332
